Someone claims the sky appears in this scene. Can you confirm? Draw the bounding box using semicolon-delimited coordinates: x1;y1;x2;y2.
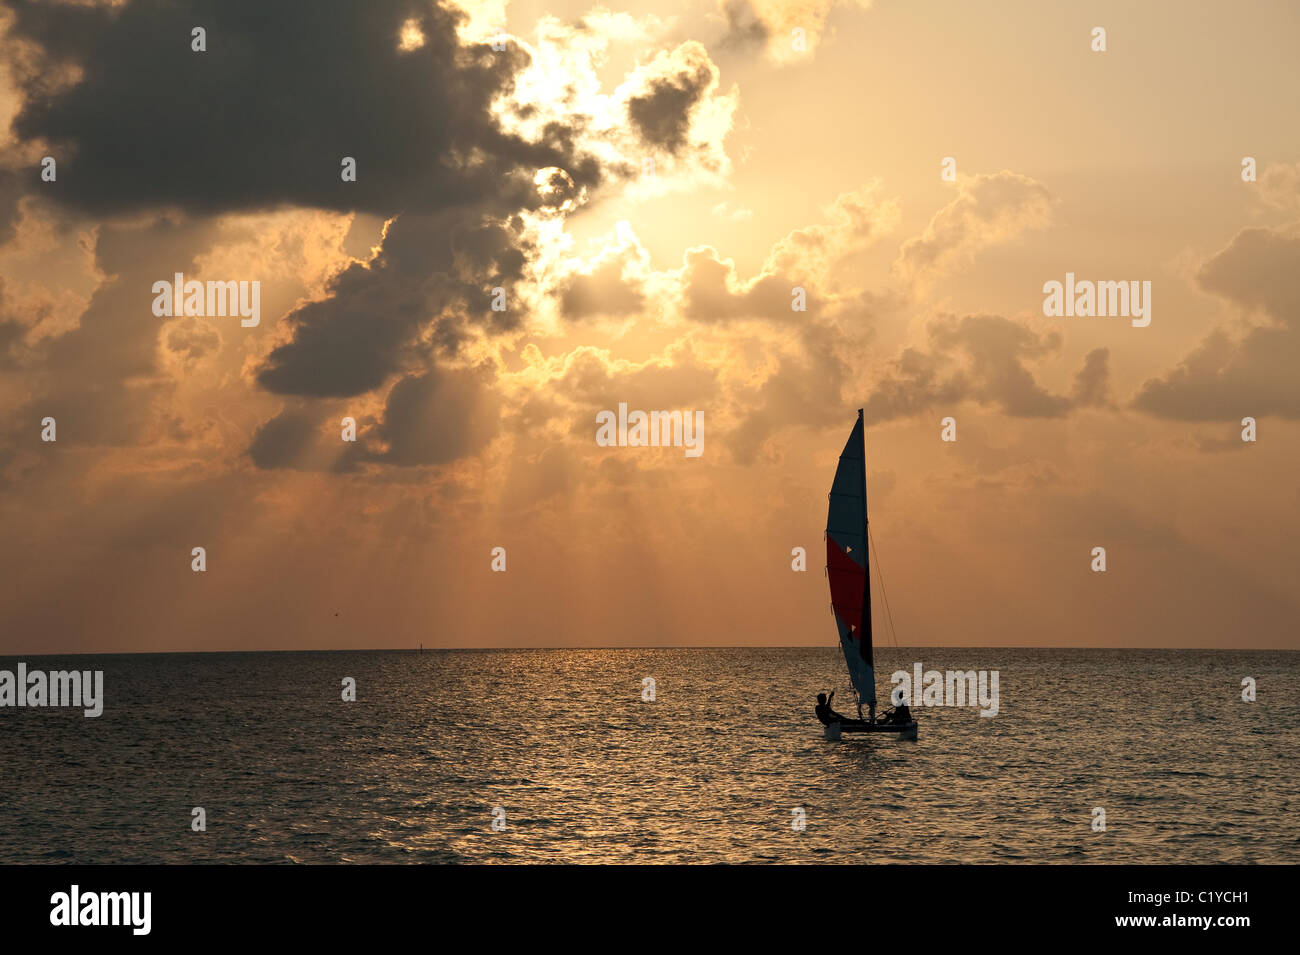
0;0;1297;653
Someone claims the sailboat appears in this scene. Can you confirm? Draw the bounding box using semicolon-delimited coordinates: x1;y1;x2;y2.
822;409;918;741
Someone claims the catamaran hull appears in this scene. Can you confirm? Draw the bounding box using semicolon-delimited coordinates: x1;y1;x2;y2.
823;721;918;741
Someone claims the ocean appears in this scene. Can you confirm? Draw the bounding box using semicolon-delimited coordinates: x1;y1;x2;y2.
0;648;1295;864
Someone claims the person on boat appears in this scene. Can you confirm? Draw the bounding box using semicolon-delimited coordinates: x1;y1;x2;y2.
815;691;852;725
880;702;913;725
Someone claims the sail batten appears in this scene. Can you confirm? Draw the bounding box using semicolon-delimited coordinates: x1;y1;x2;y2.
825;409;876;707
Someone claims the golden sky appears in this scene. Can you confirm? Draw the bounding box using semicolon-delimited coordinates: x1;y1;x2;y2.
0;0;1297;652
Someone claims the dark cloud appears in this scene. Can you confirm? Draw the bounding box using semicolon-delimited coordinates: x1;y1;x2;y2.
0;0;638;491
250;364;500;471
717;0;769;52
0;319;22;368
255;208;531;397
1133;226;1300;420
367;365;501;466
626;46;716;154
4;0;599;218
0;278;29;369
0;169;22;245
248;407;325;471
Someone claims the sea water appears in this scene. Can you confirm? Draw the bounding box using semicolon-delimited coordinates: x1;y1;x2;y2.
0;648;1295;864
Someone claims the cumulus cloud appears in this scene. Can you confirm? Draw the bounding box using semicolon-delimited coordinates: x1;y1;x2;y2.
248;406;333;472
5;0;594;218
626;44;718;154
678;182;897;323
764;181;900;278
1071;347;1112;408
1259;161;1300;212
553;226;650;321
720;0;874;64
862;314;1103;424
551;343;720;418
895;171;1054;285
368;365;502;466
255;207;533;398
164;317;221;370
679;246;814;323
1133;226;1300;420
5;215;219;447
0;0;746;485
0;0;662;471
727;319;851;462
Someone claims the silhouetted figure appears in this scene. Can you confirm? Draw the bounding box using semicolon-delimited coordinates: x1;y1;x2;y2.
882;702;913;725
815;691;852;725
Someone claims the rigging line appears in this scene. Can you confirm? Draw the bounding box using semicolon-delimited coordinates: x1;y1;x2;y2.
869;525;900;648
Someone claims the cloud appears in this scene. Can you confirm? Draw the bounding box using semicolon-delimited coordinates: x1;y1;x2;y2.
626;43;718;154
764;181;899;278
504;442;580;508
678;182;897;323
680;246;813;323
368;365;501;466
612;40;737;192
727;320;851;462
0;0;621;469
554;227;649;321
254;207;532;398
895;171;1053;285
710;201;753;221
717;0;768;53
1133;225;1300;420
1259;161;1300;212
553;343;719;416
496;21;736;197
5;215;219;448
720;0;874;64
863;314;1102;424
250;363;501;471
163;317;221;370
1071;347;1112;408
248;406;331;471
0;277;30;368
4;0;598;219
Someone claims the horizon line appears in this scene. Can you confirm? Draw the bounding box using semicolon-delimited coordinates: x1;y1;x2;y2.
0;645;1295;658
